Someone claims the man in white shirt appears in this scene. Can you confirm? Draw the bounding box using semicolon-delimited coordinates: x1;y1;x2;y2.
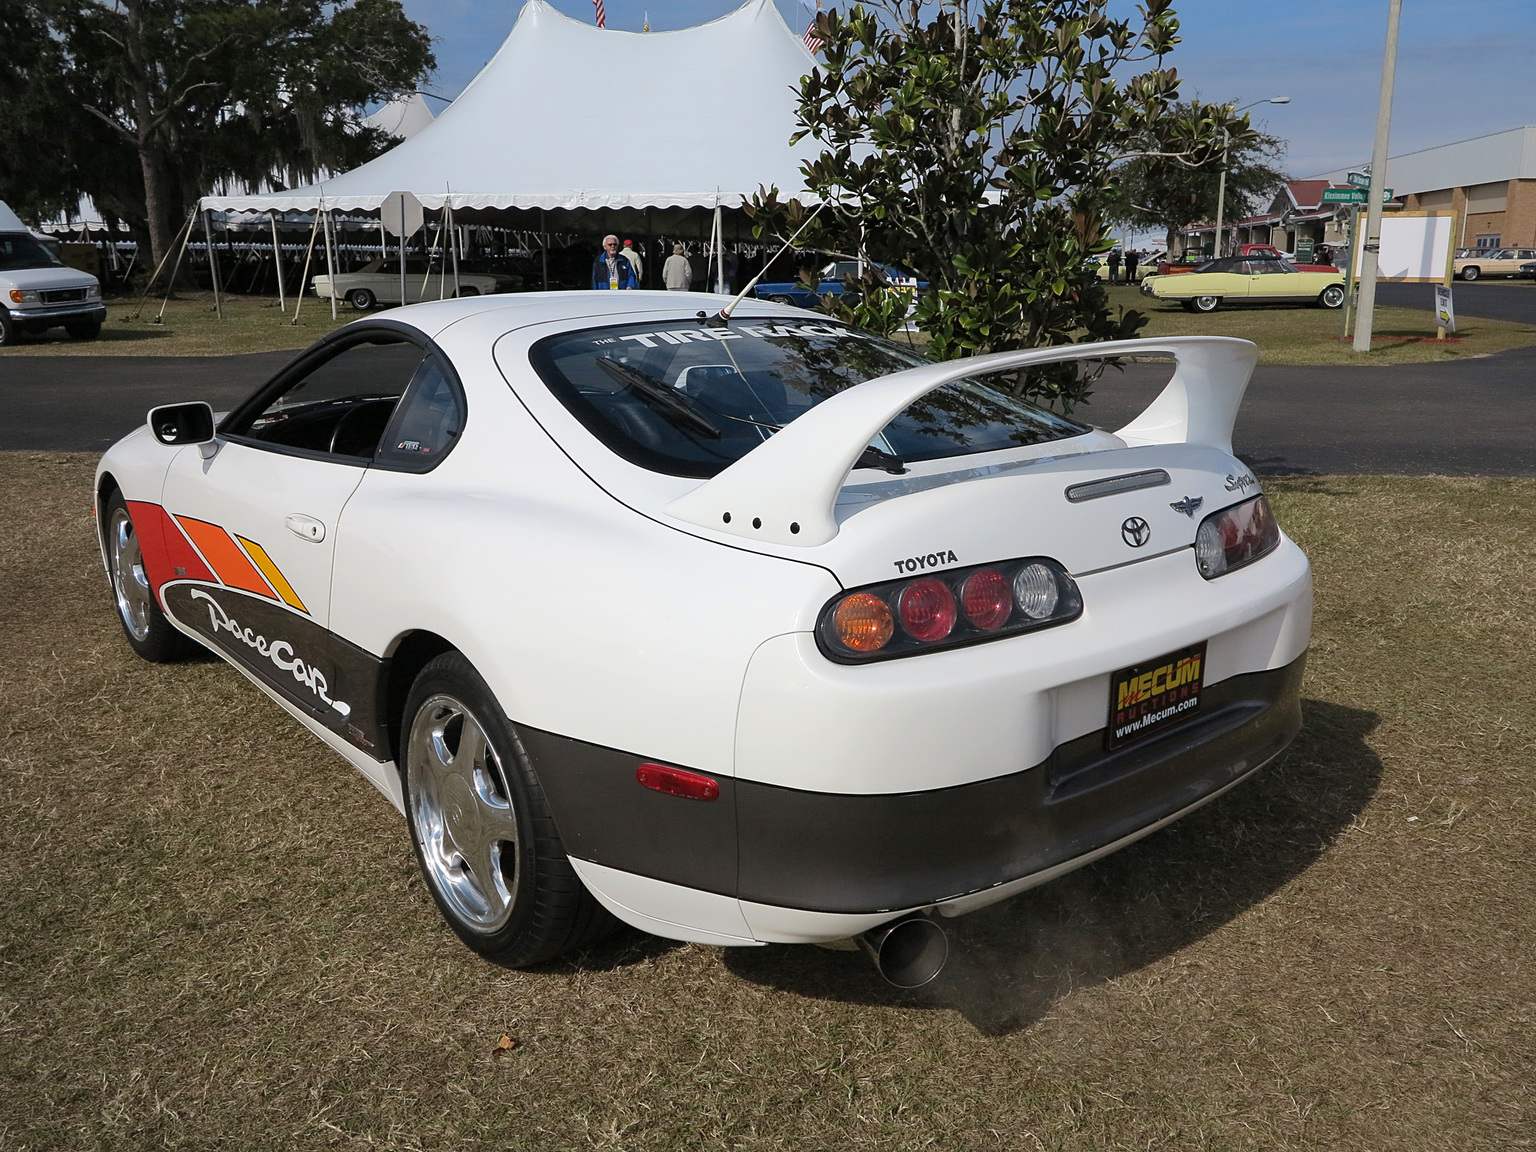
662;243;692;292
621;239;644;284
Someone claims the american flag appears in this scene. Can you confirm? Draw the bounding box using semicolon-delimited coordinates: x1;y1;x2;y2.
802;17;823;53
593;0;605;27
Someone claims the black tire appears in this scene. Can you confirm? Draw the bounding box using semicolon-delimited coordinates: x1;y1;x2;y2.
1318;284;1346;309
66;319;102;340
347;288;376;311
1459;266;1480;281
455;286;480;298
0;311;18;347
1191;295;1221;313
103;491;199;662
402;651;614;965
1180;301;1197;313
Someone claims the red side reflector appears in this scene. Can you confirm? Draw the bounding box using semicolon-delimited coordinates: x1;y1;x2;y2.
636;763;720;801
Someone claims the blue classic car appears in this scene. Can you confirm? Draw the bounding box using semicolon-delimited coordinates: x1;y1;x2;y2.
753;260;926;308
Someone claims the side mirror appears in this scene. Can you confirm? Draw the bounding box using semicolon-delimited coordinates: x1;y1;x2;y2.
147;402;215;446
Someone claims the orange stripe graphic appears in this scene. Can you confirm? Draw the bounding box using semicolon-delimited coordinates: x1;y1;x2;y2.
236;536;309;614
174;516;277;600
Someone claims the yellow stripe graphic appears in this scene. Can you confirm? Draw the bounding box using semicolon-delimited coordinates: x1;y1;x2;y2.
235;536;309;614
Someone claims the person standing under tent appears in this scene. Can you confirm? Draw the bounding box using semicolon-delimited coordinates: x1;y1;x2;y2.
592;234;637;290
621;239;644;284
663;243;692;291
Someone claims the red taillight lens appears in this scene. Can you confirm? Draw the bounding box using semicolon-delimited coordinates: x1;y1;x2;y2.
833;592;894;651
960;568;1011;630
1194;494;1281;578
636;763;720;801
898;577;957;642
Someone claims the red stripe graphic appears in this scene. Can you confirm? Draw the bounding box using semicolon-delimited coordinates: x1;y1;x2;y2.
125;501;216;603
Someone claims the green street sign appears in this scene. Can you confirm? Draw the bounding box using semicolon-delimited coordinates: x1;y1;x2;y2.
1347;171;1372;189
1322;187;1394;204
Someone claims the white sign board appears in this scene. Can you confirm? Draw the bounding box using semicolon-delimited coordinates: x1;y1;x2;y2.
1435;284;1456;333
1352;213;1455;283
380;190;424;238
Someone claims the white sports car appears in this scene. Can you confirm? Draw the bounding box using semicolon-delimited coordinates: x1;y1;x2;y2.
95;292;1311;987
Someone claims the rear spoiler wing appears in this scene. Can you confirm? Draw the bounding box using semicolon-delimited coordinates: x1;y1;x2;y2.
664;335;1257;547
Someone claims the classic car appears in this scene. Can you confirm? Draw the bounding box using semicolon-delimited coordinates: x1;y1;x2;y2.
313;258;501;309
753;261;926;308
1453;248;1536;281
1141;257;1345;312
95;292;1310;987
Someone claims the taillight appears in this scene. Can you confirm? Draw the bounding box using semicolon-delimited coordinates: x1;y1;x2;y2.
897;577;956;642
818;557;1082;662
1194;494;1280;579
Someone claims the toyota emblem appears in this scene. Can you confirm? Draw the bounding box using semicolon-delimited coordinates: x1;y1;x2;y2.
1121;516;1151;547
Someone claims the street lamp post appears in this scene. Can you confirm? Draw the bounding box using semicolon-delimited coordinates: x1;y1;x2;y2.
1213;96;1289;258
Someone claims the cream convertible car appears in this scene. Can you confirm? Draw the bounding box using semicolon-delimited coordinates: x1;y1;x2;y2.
1142;256;1346;313
95;293;1311;987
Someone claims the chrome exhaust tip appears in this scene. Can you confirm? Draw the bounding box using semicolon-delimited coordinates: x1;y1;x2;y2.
857;914;949;989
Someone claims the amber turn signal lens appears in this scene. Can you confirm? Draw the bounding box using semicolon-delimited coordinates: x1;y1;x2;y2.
833;592;894;652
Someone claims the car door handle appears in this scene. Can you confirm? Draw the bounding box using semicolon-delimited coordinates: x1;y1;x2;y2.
284;514;326;543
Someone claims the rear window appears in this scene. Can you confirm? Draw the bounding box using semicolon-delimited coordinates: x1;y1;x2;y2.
529;318;1090;478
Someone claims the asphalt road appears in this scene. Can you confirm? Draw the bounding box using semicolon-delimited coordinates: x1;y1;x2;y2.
2;344;1533;475
1375;279;1536;325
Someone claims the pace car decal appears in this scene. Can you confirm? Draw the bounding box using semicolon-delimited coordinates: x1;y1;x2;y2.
123;502;309;615
189;588;347;715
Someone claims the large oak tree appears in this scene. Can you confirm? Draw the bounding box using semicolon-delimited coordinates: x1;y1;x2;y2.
0;0;434;268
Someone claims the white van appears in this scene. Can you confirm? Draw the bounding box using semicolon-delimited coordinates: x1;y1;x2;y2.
1;201;105;346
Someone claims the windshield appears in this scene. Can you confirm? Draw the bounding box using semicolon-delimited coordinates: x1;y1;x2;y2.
529;318;1090;479
0;233;62;271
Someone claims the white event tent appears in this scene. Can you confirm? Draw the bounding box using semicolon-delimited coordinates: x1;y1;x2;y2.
200;0;821;216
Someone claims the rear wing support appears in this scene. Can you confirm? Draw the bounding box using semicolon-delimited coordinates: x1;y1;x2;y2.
664;335;1257;547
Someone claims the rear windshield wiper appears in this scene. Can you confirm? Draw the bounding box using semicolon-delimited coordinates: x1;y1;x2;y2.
855;444;908;474
596;358;720;439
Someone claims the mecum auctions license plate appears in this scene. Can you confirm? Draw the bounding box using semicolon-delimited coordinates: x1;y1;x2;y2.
1106;641;1207;750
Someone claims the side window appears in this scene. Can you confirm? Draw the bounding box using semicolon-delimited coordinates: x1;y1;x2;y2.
226;335;425;459
376;354;466;471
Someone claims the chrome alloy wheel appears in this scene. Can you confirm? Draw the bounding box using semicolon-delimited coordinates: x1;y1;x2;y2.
407;695;521;932
109;506;152;642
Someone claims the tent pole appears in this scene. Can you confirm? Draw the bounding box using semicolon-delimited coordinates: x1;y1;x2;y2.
203;208;223;319
712;198;723;294
447;192;461;298
322;201;338;320
422;218;442;299
541;209;549;291
129;206;195;320
290;207;322;324
269;210;285;311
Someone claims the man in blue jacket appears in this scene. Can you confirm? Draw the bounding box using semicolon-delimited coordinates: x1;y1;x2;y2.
592;235;639;290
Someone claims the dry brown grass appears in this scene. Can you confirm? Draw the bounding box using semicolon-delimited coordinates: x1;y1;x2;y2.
1;454;1532;1151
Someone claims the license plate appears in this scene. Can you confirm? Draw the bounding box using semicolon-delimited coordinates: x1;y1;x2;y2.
1106;641;1207;750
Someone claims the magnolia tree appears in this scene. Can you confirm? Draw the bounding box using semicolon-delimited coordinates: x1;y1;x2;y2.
749;0;1255;409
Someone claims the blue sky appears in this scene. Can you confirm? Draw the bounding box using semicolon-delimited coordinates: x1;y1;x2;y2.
399;0;1536;179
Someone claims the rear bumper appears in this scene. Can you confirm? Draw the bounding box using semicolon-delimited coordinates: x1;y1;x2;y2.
524;653;1304;934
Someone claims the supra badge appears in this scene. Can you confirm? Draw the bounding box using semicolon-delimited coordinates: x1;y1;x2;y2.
1121;517;1151;548
1170;496;1204;518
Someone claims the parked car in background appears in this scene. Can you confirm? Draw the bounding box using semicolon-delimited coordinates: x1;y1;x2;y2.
1453;248;1536;281
1141;256;1345;312
1091;253;1159;282
754;261;926;308
1520;261;1536;279
314;258;500;310
1235;243;1339;274
0;200;105;346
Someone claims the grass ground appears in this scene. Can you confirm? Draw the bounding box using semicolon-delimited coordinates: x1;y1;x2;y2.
1108;283;1536;365
7;284;1536;365
1;453;1532;1150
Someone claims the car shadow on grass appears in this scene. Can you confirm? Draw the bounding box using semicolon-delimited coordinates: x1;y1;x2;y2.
721;698;1382;1035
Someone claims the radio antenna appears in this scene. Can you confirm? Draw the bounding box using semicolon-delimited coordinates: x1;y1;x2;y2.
712;201;828;324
